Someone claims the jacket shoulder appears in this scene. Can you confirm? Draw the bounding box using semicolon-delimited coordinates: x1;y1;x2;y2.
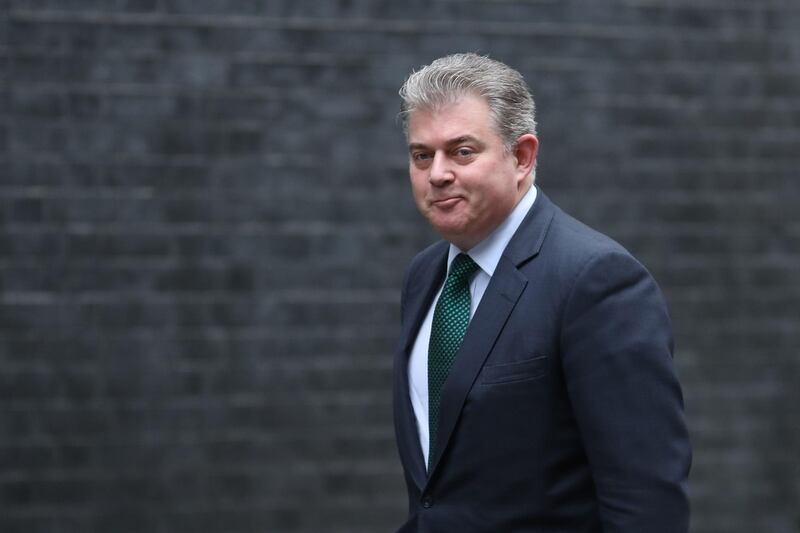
405;240;448;281
545;204;641;271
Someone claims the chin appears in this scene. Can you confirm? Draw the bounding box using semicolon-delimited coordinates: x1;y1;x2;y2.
432;222;467;240
439;229;475;250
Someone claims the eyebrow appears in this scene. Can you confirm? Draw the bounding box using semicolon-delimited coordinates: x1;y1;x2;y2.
408;135;485;152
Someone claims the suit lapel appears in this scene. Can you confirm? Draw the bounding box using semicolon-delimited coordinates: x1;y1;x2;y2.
425;190;557;479
426;257;527;475
399;244;449;355
393;242;448;491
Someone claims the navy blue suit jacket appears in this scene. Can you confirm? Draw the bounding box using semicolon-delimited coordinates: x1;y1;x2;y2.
393;190;691;532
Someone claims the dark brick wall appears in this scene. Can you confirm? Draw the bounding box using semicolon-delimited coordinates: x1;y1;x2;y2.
2;1;798;532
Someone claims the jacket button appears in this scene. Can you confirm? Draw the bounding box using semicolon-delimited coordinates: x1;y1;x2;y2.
422;496;433;508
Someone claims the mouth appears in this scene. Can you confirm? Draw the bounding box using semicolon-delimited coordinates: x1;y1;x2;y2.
431;196;463;209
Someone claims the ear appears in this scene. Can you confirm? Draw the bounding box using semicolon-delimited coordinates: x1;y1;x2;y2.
513;134;539;180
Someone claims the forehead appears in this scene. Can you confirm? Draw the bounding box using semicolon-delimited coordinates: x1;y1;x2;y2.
406;95;498;145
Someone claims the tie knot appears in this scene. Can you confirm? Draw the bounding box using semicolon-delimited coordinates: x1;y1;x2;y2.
448;253;479;286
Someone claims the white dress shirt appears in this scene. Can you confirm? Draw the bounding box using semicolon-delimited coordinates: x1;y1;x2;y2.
408;185;538;467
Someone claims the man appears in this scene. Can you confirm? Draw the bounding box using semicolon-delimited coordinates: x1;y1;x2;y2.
392;53;691;532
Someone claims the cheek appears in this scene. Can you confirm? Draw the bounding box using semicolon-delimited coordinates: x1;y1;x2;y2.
409;174;429;202
475;173;518;212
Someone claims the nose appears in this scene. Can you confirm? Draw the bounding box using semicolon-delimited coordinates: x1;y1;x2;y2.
429;151;454;186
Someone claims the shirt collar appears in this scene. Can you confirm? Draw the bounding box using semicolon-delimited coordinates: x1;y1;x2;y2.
447;184;538;276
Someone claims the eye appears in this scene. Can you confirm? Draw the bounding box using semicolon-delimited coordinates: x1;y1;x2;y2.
454;147;475;158
411;151;433;168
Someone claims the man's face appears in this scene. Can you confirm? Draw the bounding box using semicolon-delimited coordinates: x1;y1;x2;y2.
407;94;533;251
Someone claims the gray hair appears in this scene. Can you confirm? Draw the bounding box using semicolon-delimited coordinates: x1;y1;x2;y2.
398;53;537;152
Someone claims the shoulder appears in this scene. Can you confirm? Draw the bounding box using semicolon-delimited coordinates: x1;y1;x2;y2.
542;200;669;321
399;239;447;300
510;189;640;276
405;240;448;281
532;196;659;298
398;240;447;319
545;202;638;267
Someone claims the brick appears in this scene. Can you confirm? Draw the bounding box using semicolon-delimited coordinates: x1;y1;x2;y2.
1;2;799;532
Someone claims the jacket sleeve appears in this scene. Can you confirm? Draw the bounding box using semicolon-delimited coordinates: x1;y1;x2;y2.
560;248;691;532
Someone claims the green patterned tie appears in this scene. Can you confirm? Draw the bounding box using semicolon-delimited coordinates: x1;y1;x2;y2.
428;253;479;469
